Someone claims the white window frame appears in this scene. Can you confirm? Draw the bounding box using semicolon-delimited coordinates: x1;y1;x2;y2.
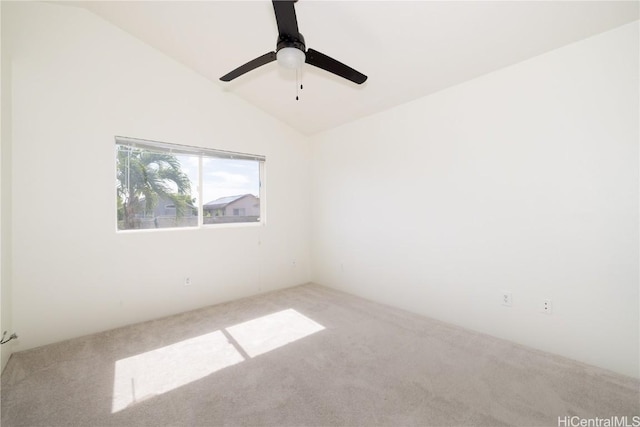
115;136;266;231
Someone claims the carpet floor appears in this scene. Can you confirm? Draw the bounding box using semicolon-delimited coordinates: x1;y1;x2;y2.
1;283;638;426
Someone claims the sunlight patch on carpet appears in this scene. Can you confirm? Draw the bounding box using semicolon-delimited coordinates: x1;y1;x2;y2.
112;331;243;412
112;309;324;413
226;308;326;358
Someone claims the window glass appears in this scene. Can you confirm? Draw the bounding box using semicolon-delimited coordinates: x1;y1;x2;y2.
116;137;263;231
202;158;260;225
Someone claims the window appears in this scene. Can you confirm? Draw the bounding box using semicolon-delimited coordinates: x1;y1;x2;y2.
116;136;264;231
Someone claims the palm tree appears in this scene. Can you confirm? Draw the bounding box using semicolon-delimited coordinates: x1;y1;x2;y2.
117;146;194;229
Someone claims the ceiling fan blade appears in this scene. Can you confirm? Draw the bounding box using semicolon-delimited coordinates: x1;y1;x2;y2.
272;0;300;38
219;52;277;82
305;49;367;85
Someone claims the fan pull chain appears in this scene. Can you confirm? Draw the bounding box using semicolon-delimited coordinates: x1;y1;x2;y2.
296;69;304;101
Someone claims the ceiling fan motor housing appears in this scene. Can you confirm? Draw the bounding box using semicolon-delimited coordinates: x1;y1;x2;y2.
277;33;305;53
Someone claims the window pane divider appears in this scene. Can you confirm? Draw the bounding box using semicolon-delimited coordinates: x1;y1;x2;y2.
198;155;203;227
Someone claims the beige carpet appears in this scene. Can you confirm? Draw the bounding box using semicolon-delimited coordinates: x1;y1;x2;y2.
1;283;638;426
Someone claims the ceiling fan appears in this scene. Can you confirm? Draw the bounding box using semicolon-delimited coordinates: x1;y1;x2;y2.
220;0;367;85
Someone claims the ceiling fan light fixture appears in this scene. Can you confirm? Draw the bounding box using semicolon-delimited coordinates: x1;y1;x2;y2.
277;47;306;69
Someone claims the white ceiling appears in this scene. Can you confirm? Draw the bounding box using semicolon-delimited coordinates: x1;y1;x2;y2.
65;1;638;135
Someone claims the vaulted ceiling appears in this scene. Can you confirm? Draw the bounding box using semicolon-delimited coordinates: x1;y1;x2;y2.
64;1;638;135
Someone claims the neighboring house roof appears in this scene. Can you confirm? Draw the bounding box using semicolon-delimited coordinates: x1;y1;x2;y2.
203;194;254;210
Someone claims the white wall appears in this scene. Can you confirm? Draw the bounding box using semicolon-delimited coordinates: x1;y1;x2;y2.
1;1;15;372
311;22;639;378
5;2;311;351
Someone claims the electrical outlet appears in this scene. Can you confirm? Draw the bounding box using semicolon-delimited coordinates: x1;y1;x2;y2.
501;292;512;307
542;299;552;314
184;277;191;286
